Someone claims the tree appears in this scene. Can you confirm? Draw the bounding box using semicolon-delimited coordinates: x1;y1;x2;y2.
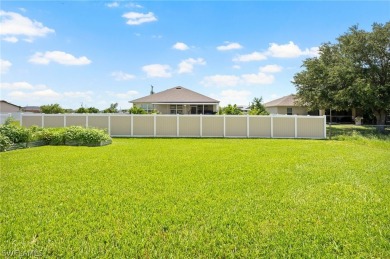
87;107;100;113
222;104;242;115
293;22;390;126
129;106;147;114
103;103;118;113
249;97;269;115
40;104;65;114
75;107;88;113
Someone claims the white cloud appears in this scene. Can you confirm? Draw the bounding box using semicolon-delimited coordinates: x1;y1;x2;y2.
232;65;241;69
178;58;206;74
0;81;47;90
0;59;12;74
259;64;283;73
107;90;139;99
2;36;18;43
29;51;91;65
126;3;143;8
122;12;157;25
233;52;267;62
106;2;119;8
111;71;136;81
8;89;61;99
142;64;171;78
267;41;319;58
0;10;54;42
217;42;243;51
241;72;274;85
201;75;241;87
172;42;189;51
211;90;252;106
63;91;94;101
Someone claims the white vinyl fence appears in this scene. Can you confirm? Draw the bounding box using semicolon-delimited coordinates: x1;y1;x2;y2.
0;113;22;124
21;114;327;139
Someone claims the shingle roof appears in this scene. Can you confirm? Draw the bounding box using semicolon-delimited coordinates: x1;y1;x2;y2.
130;86;219;103
264;94;298;107
0;100;21;108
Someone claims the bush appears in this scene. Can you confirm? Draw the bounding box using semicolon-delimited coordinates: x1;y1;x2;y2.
0;134;13;151
0;124;31;143
64;126;110;145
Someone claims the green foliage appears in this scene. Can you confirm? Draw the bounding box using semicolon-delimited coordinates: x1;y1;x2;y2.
129;106;147;114
222;104;242;115
103;103;118;113
1;138;389;257
87;107;100;113
249;97;269;115
0;134;13;151
75;107;100;113
293;22;390;125
0;124;31;143
75;107;88;113
40;103;65;114
64;126;110;144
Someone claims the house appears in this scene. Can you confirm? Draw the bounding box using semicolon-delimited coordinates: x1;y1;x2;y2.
23;106;41;113
130;86;220;114
264;94;311;115
0;100;22;113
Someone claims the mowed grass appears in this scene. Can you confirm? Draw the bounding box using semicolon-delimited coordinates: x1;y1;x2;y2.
1;138;389;257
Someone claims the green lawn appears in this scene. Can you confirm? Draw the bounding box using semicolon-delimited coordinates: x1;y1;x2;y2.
1;137;389;257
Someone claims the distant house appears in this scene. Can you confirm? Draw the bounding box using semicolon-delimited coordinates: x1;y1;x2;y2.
264;94;311;115
0;100;22;113
23;106;41;113
130;86;220;114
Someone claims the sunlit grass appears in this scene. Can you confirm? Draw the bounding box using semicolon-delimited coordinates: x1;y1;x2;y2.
1;138;389;257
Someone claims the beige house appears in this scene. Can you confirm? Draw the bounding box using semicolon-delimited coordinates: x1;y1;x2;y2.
264;94;310;115
0;100;22;113
130;86;220;114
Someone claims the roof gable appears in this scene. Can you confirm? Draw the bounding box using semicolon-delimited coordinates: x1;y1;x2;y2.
0;100;21;109
131;86;219;103
264;94;300;107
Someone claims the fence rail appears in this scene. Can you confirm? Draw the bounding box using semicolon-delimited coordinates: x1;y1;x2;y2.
21;114;327;139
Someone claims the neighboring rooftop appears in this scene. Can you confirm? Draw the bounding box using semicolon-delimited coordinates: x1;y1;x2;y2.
0;100;22;109
130;86;219;104
264;94;299;107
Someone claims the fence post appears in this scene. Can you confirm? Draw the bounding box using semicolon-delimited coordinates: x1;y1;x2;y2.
247;115;250;138
270;115;274;138
131;114;133;137
41;114;44;128
86;114;89;128
323;115;327;139
177;114;179;137
20;113;23;127
223;115;226;138
294;115;298;138
64;114;67;127
200;114;203;137
108;114;111;136
154;114;156;137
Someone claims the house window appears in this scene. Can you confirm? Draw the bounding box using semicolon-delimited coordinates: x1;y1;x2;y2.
287;108;293;115
170;105;183;114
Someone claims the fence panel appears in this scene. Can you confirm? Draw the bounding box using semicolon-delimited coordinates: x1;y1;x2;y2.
20;114;326;139
249;116;272;138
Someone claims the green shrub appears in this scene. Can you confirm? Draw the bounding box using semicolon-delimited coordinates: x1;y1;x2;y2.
0;133;13;151
64;126;111;145
0;124;31;143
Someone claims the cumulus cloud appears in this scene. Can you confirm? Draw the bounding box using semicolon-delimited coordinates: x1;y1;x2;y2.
217;42;243;51
63;91;94;101
0;81;47;90
210;90;252;107
259;64;283;73
106;2;119;8
122;12;157;25
178;58;206;74
0;10;54;42
233;52;267;62
111;71;136;81
29;51;91;65
8;89;61;99
201;75;241;87
107;90;139;99
172;42;189;51
267;41;319;58
0;59;12;74
142;64;171;78
241;72;274;85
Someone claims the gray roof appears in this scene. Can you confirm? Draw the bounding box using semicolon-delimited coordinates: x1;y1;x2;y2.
131;86;219;104
0;100;21;108
264;94;299;107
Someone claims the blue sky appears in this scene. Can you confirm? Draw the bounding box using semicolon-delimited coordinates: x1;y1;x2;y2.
1;1;389;110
